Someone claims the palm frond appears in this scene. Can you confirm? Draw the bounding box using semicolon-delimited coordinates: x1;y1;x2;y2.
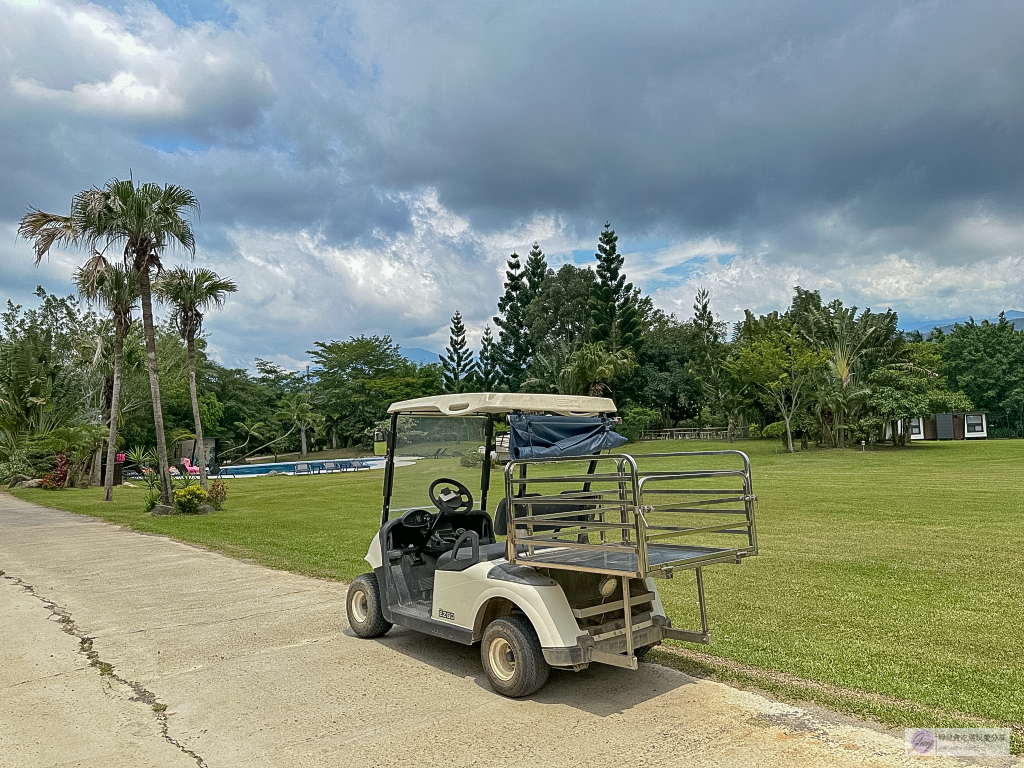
17;209;80;264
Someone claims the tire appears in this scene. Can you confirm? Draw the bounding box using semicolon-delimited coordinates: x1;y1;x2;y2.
634;643;656;661
346;573;392;638
480;615;550;697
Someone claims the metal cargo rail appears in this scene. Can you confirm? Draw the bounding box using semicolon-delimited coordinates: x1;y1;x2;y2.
502;450;758;652
503;451;758;579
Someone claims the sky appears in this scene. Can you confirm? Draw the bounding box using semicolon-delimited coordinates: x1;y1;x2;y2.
2;0;1024;369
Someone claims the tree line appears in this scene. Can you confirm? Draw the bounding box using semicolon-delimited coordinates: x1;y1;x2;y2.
436;225;1017;451
4;183;1023;502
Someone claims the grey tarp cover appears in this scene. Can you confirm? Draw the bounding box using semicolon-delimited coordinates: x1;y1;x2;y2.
507;414;627;460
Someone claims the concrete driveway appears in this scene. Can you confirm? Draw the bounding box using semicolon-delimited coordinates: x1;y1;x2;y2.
0;493;1014;768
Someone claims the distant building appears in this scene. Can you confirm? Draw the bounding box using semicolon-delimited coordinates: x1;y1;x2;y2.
909;412;987;440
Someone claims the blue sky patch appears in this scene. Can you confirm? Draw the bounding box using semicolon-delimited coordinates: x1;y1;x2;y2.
150;0;237;27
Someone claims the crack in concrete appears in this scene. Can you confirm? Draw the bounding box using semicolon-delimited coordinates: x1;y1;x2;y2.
0;569;207;768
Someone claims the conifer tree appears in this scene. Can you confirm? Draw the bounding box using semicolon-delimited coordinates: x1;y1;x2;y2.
494;252;530;389
523;242;548;308
440;310;476;393
477;325;500;391
521;242;550;360
589;223;641;351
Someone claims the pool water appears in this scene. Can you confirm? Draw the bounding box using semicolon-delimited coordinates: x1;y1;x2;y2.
216;458;386;477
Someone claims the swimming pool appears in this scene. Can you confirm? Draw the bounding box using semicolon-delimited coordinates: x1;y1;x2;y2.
216;457;386;477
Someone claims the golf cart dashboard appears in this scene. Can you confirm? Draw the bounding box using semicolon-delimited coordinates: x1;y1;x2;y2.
401;509;433;529
386;507;495;556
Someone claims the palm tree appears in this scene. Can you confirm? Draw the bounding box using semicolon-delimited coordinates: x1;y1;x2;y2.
276;393;318;458
521;338;576;393
74;263;140;501
798;303;897;448
561;342;637;397
19;179;200;504
231;418;266;457
155;267;237;489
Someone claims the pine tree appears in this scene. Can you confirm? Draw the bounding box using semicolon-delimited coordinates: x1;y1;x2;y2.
477;325;500;391
523;242;548;308
521;242;550;361
589;223;641;351
493;252;530;390
440;310;476;393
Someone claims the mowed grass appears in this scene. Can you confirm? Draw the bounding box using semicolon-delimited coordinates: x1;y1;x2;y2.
11;439;1024;730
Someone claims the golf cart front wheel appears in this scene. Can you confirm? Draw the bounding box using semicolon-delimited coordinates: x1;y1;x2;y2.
347;574;392;638
480;616;549;697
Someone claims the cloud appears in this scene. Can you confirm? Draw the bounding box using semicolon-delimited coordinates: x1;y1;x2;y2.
3;0;1024;368
649;249;1024;327
2;0;272;132
204;188;567;367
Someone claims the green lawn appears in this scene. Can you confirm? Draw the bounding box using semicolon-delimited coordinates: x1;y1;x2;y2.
11;439;1023;736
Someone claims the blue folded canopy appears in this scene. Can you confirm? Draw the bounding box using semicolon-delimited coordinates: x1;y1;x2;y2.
507;414;627;460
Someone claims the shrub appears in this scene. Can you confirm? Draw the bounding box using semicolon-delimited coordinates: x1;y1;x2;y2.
207;479;227;510
173;473;197;490
0;450;33;485
460;452;497;469
39;474;63;490
619;406;661;442
761;421;787;438
173;485;209;515
40;453;70;490
460;451;483;467
144;488;160;513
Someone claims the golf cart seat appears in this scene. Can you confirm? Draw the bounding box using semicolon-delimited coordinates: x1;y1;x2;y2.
492;493;598;536
436;540;507;571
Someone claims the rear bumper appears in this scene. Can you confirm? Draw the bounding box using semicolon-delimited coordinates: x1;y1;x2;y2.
542;616;677;669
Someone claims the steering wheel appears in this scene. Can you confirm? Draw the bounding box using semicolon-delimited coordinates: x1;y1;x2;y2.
416;479;474;558
428;478;474;514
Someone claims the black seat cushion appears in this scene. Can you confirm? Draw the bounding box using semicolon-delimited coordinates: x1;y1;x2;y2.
492;492;599;536
436;541;507;570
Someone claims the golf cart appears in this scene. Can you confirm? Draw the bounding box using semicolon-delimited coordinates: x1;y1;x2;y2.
346;393;758;697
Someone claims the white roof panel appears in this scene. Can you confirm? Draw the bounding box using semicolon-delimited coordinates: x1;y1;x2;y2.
387;392;617;417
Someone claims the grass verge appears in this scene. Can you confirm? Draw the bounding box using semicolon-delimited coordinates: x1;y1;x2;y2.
11;438;1023;745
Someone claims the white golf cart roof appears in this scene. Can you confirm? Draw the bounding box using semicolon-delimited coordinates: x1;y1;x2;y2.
387;392;617;417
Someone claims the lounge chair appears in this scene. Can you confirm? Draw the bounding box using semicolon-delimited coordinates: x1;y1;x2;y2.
294;462;311;475
350;460;370;470
323;460;340;473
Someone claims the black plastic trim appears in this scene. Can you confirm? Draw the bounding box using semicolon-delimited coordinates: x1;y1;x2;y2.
486;563;558;586
389;606;475;645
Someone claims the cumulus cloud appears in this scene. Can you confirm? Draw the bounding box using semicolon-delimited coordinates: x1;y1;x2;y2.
1;0;271;131
2;0;1024;368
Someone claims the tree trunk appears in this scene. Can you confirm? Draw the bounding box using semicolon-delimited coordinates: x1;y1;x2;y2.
103;326;125;502
138;266;172;505
300;426;308;458
90;446;102;487
186;336;208;490
331;432;337;450
782;409;794;453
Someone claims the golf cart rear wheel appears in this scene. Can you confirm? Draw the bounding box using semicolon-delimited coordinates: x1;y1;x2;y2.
480;616;549;697
347;574;392;638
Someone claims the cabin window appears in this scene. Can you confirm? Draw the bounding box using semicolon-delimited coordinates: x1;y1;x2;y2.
910;419;922;436
966;414;985;433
